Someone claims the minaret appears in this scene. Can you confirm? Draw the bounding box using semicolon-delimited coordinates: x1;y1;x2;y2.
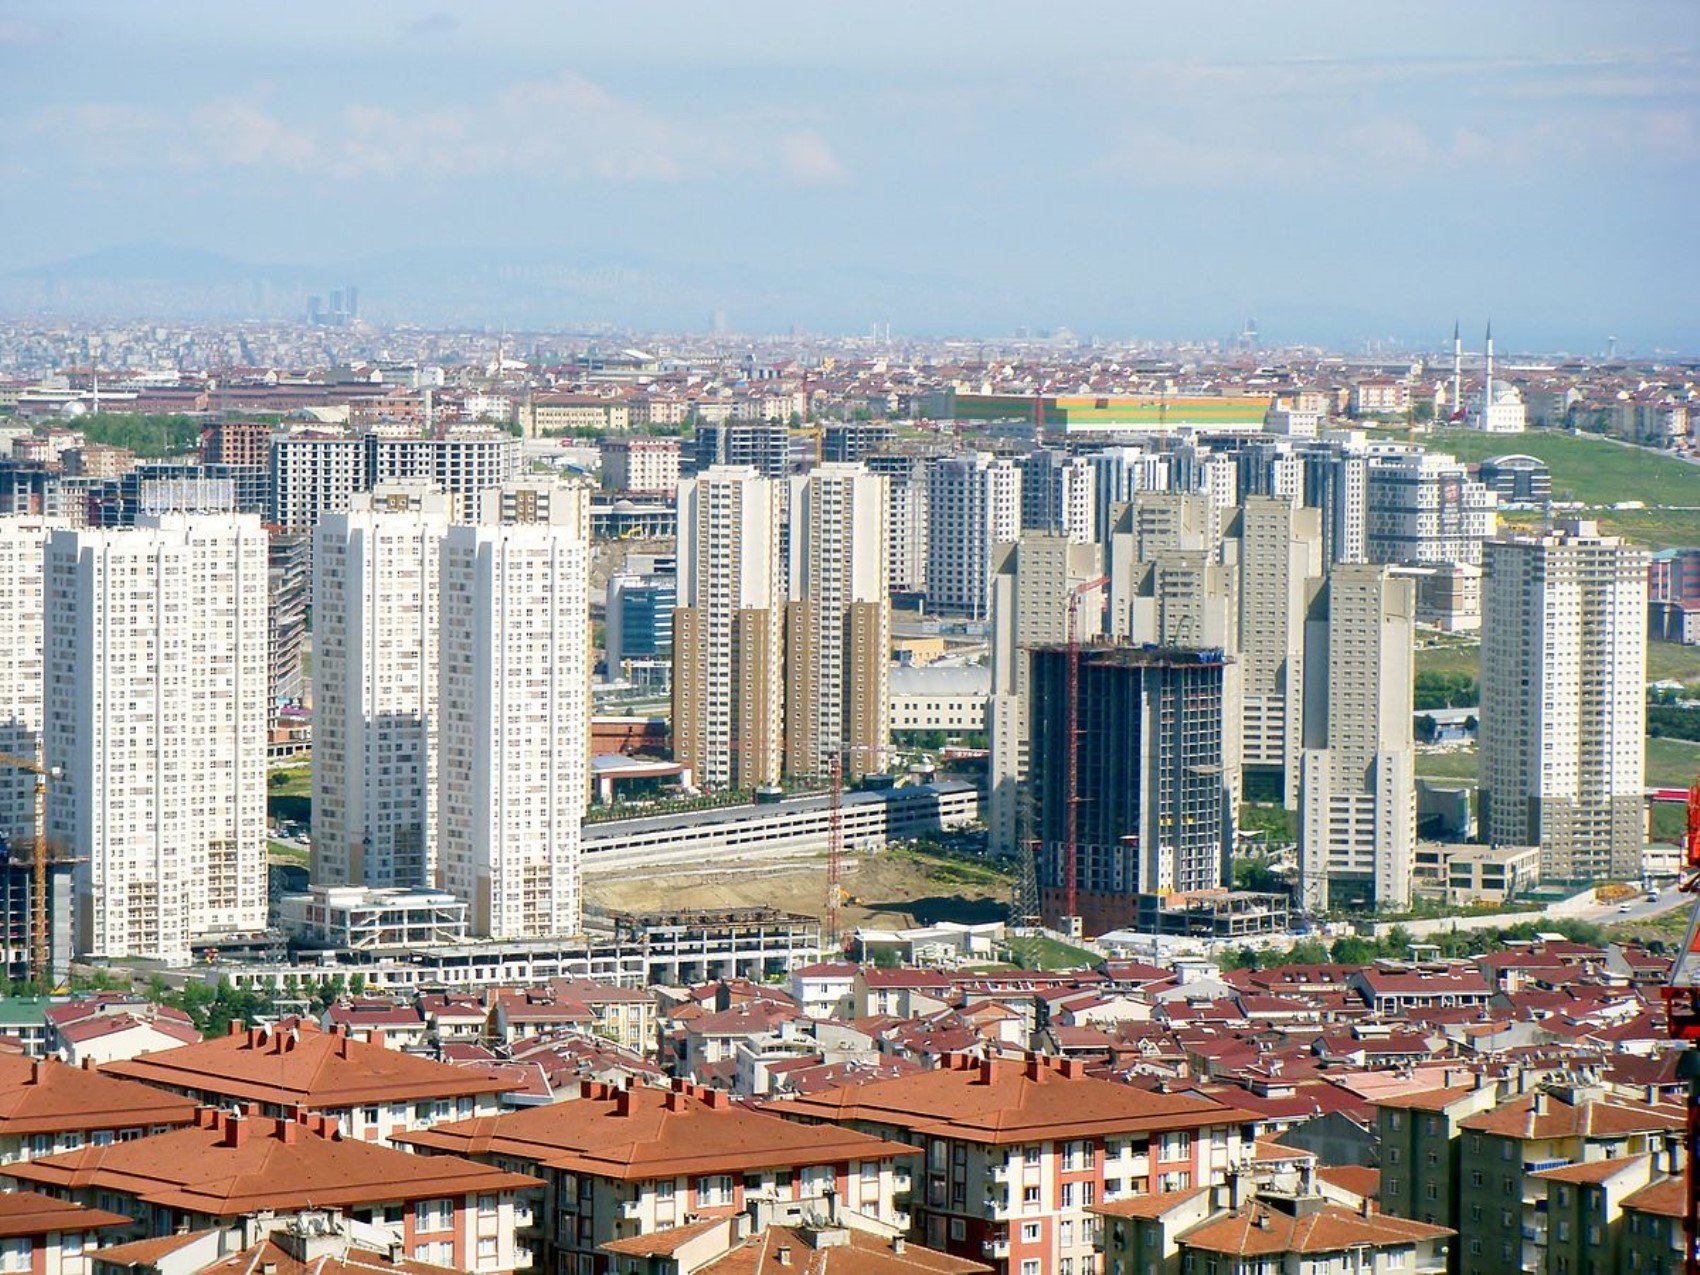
1451;321;1461;420
1482;320;1494;430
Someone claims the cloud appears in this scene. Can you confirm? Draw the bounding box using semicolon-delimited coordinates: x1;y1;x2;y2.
779;131;849;186
21;71;841;189
406;10;460;37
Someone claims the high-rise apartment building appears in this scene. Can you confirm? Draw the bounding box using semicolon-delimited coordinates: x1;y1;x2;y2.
268;432;520;532
673;466;785;792
1301;448;1368;565
1479;521;1647;880
1088;446;1172;544
692;421;791;480
1029;644;1233;934
1106;493;1221;638
866;452;930;595
1227;498;1325;806
0;518;51;849
1298;565;1418;911
312;484;451;891
438;482;591;940
46;514;270;963
986;535;1105;855
268;530;310;706
269;435;365;533
1017;449;1094;543
784;464;890;781
1365;449;1497;568
924;453;1021;620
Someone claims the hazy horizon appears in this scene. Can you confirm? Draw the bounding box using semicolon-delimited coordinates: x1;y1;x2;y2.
2;2;1695;350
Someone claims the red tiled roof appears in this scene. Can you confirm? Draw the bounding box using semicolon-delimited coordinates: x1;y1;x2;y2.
8;1110;539;1217
0;1190;130;1238
779;1053;1247;1146
104;1018;510;1110
0;1055;198;1136
398;1081;913;1182
1179;1203;1451;1256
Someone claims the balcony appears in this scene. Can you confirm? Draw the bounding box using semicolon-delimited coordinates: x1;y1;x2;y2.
892;1169;912;1193
989;1162;1012;1182
983;1236;1010;1259
982;1196;1006;1219
620;1199;643;1219
1524;1158;1573;1174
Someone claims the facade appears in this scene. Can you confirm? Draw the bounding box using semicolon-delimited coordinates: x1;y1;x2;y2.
925;453;1022;620
781;1052;1249;1275
692;421;792;479
867;452;931;595
673;467;785;792
890;665;991;735
784;464;891;780
46;514;269;963
0;1053;199;1165
0;518;51;850
312;486;451;891
602;436;681;496
1298;565;1417;911
1364;450;1497;569
986;535;1105;856
1479;522;1647;881
401;1081;914;1275
1477;454;1552;505
1029;644;1232;935
1227;498;1324;806
277;884;471;952
269;435;365;532
269;432;520;532
605;572;677;675
1017;450;1095;544
268;528;310;705
439;484;591;940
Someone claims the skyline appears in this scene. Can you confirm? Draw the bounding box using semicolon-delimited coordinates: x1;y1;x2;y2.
1;2;1696;347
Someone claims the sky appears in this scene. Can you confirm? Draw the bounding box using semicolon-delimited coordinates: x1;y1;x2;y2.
2;1;1696;348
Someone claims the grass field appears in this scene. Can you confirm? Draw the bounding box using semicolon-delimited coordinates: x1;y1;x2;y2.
1420;427;1700;509
1414;640;1700;687
268;840;308;867
1415;737;1700;791
1007;933;1099;970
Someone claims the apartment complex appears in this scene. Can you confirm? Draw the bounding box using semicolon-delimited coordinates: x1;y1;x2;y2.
925;453;1022;620
45;514;270;963
602;435;681;496
1479;521;1647;881
1298;565;1418;911
269;431;519;531
784;464;891;780
312;485;451;890
439;483;591;939
673;466;785;792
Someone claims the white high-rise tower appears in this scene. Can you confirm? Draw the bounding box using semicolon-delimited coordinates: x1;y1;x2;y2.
0;518;53;849
312;483;450;890
438;482;590;939
46;515;270;963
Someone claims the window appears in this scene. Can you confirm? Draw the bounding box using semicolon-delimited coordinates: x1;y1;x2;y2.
1022;1223;1041;1242
1021;1263;1041;1275
477;1237;498;1260
1024;1187;1041;1205
0;1240;27;1274
414;1199;451;1233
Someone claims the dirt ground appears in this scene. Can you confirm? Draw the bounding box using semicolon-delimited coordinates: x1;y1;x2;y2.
585;850;1012;930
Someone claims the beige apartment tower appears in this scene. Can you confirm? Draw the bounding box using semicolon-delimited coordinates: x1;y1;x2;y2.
1479;520;1647;881
673;466;785;792
785;464;891;780
1298;565;1417;911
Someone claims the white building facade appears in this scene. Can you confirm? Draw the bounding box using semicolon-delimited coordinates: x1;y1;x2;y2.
46;515;270;962
925;453;1021;620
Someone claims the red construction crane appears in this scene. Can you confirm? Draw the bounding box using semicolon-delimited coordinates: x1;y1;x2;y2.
1661;779;1700;1275
1061;576;1110;935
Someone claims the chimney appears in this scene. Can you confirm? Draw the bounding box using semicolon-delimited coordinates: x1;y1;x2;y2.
892;1237;906;1255
28;1060;42;1085
1532;1091;1548;1116
978;1058;996;1085
775;1244;792;1267
1024;1056;1044;1082
278;1121;299;1145
369;1029;386;1052
614;1089;632;1117
247;1026;266;1049
224;1115;248;1148
228;1020;245;1037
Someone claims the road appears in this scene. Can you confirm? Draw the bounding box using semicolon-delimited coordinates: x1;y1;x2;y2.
1569;888;1688;926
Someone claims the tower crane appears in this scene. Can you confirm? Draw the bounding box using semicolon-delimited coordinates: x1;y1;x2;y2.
0;752;69;987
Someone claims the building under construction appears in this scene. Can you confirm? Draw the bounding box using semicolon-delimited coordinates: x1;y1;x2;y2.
1029;642;1234;936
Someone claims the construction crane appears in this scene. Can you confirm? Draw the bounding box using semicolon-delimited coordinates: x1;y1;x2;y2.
825;743;890;953
1061;576;1110;937
0;751;66;987
1663;780;1700;1275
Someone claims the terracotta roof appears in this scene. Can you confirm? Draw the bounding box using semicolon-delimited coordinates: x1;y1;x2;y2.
1458;1093;1685;1140
198;1236;464;1274
600;1215;730;1257
92;1228;224;1265
9;1110;539;1216
398;1081;913;1182
1179;1203;1452;1256
685;1224;989;1274
1532;1154;1648;1185
0;1055;199;1136
0;1190;130;1238
104;1019;510;1110
1372;1084;1482;1113
1089;1186;1210;1219
779;1053;1247;1146
1624;1175;1687;1219
1316;1165;1381;1199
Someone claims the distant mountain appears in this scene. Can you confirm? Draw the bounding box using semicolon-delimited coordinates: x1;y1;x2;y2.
8;243;288;285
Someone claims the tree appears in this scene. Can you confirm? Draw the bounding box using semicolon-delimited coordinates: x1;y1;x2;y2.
1414;714;1438;743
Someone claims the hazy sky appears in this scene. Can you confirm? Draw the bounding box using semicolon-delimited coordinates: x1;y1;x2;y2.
3;1;1696;346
